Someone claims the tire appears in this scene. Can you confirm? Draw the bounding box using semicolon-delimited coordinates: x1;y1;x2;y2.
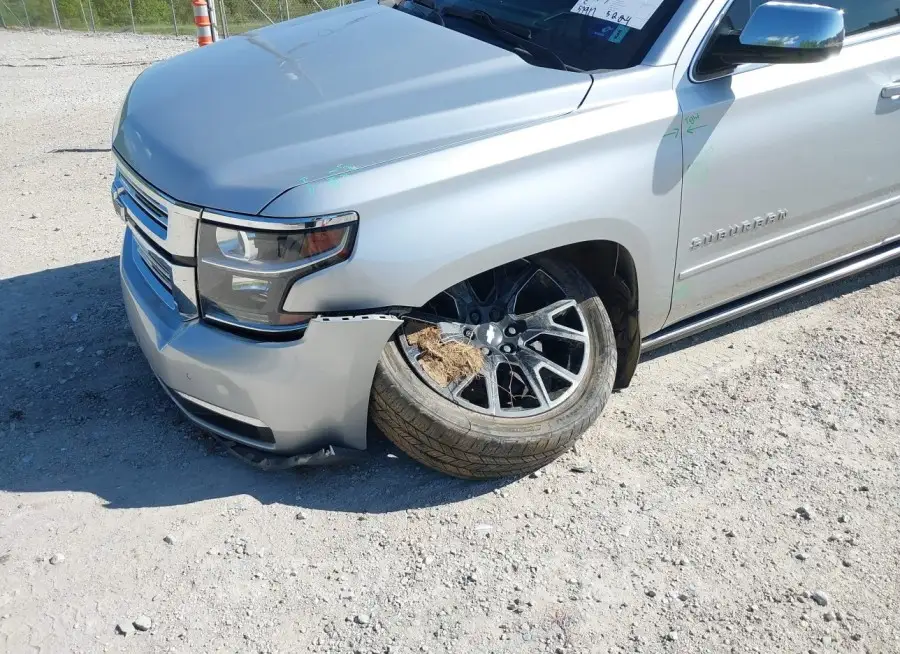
601;275;640;389
370;255;617;479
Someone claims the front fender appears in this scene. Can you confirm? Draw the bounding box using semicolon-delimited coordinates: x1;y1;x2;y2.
279;67;682;336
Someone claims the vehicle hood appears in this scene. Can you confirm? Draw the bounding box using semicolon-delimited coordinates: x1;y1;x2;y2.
112;0;591;215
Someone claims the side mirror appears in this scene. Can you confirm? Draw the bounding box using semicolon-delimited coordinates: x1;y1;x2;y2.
704;2;844;70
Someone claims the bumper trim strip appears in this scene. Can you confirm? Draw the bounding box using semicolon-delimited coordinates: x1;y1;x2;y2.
160;381;279;450
173;389;268;429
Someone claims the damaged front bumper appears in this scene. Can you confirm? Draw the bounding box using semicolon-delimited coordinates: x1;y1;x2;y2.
121;227;402;460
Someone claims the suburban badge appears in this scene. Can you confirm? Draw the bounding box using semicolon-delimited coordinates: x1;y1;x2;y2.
690;209;788;250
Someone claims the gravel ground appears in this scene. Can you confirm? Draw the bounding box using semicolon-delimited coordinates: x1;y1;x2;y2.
2;29;900;654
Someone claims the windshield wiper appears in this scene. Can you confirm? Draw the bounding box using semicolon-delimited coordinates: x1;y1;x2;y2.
392;1;575;72
399;0;446;25
444;7;530;38
440;6;574;71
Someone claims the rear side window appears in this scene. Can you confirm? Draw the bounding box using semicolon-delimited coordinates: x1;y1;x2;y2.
722;0;900;37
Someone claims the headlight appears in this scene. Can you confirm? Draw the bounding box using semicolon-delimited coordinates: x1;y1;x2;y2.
197;212;357;334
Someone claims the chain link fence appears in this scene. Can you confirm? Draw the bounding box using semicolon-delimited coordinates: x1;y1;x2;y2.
0;0;348;36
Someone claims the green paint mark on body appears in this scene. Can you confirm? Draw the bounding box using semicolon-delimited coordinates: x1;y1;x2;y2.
683;113;708;136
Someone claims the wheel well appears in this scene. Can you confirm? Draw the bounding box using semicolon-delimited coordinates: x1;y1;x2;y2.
549;241;640;389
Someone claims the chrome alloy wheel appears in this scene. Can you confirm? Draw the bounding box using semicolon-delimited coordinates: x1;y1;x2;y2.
399;260;591;417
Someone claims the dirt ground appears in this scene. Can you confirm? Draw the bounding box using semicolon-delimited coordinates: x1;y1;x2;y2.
2;29;899;654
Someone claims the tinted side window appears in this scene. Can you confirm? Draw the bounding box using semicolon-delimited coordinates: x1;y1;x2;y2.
723;0;900;36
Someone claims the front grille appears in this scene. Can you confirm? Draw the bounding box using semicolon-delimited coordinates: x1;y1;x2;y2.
114;155;200;319
133;230;173;292
120;174;168;233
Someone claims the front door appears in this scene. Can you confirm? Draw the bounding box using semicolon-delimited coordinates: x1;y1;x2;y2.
668;0;900;324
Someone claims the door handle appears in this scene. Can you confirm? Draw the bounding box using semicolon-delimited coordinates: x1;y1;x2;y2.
882;82;900;99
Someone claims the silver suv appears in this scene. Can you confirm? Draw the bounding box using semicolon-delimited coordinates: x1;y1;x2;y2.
111;0;900;478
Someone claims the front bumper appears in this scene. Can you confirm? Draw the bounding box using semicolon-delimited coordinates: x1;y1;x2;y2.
120;227;401;455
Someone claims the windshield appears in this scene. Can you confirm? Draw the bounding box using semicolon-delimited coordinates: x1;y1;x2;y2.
385;0;684;71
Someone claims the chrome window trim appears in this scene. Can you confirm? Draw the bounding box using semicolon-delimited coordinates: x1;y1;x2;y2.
113;152;201;261
202;209;359;232
688;2;900;84
687;0;747;84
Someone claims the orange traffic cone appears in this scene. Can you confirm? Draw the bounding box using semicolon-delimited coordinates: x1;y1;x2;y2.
193;0;213;46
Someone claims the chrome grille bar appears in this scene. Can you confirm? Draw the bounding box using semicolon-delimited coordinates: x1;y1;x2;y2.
120;174;168;232
133;228;174;291
111;152;200;262
127;229;177;313
112;153;200;321
124;227;199;319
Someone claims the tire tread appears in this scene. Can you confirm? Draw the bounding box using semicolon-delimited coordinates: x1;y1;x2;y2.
370;256;617;479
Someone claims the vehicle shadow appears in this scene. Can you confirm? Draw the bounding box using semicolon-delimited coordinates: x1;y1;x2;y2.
0;257;509;513
2;255;897;513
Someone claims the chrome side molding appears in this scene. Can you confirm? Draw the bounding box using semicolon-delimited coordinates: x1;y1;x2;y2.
642;240;900;352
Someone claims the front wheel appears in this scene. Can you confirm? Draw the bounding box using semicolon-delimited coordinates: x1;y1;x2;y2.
370;254;617;479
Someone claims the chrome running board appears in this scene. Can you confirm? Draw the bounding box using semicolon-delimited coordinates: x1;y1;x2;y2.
642;240;900;353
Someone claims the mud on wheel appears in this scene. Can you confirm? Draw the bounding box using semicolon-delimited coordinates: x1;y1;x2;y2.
370;254;617;479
